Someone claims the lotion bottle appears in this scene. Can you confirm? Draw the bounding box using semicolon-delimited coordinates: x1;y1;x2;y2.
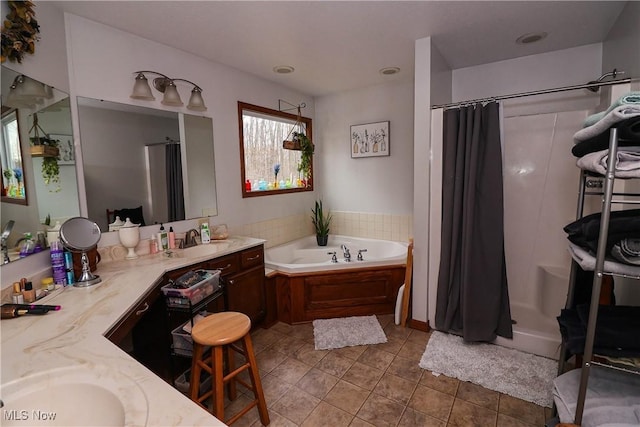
168;227;176;249
200;222;211;244
159;224;169;251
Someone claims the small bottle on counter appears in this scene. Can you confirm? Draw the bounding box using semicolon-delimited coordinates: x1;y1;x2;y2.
41;277;55;291
169;227;176;249
50;240;67;286
150;235;159;254
11;282;24;304
64;250;75;285
200;222;211;244
23;282;36;303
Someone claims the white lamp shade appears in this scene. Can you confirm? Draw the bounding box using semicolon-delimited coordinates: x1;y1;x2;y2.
130;74;155;100
187;87;207;111
20;76;47;99
161;81;183;106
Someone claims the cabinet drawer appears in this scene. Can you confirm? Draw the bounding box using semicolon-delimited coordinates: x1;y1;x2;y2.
206;253;239;276
106;282;162;343
241;246;264;269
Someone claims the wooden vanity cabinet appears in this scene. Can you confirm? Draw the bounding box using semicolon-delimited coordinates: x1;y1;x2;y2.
205;245;266;327
105;282;172;381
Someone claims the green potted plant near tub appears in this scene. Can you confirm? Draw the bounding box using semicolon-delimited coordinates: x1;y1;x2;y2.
311;199;332;246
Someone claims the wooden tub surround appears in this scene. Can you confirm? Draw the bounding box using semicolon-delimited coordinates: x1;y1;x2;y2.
271;265;406;324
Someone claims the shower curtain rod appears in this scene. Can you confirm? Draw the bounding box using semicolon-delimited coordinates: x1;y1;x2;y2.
431;77;632;110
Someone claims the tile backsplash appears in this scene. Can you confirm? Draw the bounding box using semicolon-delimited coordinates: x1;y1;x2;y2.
230;211;413;249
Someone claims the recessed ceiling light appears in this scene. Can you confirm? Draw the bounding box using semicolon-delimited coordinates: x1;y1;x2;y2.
516;32;548;45
273;65;295;74
380;67;400;76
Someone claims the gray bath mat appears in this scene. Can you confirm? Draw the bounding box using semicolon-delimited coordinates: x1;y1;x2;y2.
313;315;387;350
419;331;556;407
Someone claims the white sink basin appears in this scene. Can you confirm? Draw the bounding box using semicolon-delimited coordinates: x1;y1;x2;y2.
180;242;229;258
2;365;148;426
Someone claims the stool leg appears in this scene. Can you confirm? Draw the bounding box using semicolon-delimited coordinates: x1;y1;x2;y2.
243;334;270;425
212;345;225;421
189;342;204;403
226;344;237;401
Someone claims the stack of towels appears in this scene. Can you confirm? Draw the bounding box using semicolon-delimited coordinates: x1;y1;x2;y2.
572;92;640;177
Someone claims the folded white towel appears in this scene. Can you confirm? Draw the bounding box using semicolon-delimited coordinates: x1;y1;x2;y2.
567;242;640;276
574;105;640;143
576;148;640;178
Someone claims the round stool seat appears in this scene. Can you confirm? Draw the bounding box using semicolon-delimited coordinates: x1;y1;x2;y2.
191;312;251;346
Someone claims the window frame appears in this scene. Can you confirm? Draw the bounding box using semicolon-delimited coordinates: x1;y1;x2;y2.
238;101;313;198
1;107;28;205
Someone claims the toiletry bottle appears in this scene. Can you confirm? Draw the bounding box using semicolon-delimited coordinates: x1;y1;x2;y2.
41;277;54;291
168;227;176;249
159;223;169;251
19;232;35;258
150;235;159;254
11;282;24;304
23;282;36;303
50;240;67;286
200;222;211;244
64;250;75;285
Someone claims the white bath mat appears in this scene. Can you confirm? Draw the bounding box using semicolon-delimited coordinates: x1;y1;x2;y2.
313;315;387;350
419;331;556;407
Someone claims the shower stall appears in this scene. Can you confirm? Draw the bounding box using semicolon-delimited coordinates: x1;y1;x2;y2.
427;80;631;359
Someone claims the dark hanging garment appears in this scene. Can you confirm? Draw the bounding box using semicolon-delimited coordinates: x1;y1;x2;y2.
435;102;513;342
166;143;185;222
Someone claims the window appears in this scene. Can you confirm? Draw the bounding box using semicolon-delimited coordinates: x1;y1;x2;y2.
1;108;27;204
238;101;313;198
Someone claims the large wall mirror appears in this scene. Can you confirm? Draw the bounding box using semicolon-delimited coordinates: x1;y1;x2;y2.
1;66;80;263
1;65;217;265
77;98;217;232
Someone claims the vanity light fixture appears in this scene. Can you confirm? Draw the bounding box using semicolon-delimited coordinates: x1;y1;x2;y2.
4;74;52;109
129;70;207;111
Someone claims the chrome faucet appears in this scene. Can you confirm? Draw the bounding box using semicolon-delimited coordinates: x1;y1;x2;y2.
327;251;338;263
357;249;367;261
340;244;351;262
184;229;200;248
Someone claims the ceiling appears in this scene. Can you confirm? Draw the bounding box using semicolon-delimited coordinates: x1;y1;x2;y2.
50;1;627;97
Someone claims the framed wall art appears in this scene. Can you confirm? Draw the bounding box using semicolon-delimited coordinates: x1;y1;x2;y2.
50;134;75;165
350;121;389;158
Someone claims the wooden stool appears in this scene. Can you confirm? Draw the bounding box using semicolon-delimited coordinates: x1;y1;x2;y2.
189;312;269;425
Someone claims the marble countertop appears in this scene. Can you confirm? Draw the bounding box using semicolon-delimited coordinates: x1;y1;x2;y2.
1;236;265;427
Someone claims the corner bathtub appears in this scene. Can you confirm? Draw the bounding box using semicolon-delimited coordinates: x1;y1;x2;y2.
265;235;408;323
265;235;408;274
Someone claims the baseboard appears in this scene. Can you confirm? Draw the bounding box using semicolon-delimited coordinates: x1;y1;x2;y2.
409;319;430;332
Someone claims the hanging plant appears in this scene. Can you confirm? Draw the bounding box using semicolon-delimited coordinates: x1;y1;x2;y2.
295;131;314;181
1;1;40;63
42;156;60;192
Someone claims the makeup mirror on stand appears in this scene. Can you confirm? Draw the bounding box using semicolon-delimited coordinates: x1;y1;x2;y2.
59;217;102;287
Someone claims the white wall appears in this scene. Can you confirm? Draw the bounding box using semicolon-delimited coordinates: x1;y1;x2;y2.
314;81;414;215
602;1;640;81
64;14;318;240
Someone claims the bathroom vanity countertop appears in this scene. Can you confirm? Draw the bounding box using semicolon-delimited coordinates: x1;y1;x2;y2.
1;235;265;427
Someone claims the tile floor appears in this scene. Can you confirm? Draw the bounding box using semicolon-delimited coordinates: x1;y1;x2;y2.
217;314;553;426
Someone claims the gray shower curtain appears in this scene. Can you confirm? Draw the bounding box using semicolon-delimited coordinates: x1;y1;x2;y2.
435;102;513;342
166;144;185;222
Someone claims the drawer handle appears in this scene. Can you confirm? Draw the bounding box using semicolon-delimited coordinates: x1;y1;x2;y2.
246;254;261;261
135;302;150;316
227;279;235;286
218;263;232;271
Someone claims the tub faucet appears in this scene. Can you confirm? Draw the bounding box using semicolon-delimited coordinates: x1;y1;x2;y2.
327;251;338;263
357;249;367;261
340;244;351;262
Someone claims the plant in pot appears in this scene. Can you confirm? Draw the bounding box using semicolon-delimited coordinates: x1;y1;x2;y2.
29;130;61;192
311;199;332;246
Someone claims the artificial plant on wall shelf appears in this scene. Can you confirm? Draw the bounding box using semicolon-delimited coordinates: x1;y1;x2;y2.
29;113;61;192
